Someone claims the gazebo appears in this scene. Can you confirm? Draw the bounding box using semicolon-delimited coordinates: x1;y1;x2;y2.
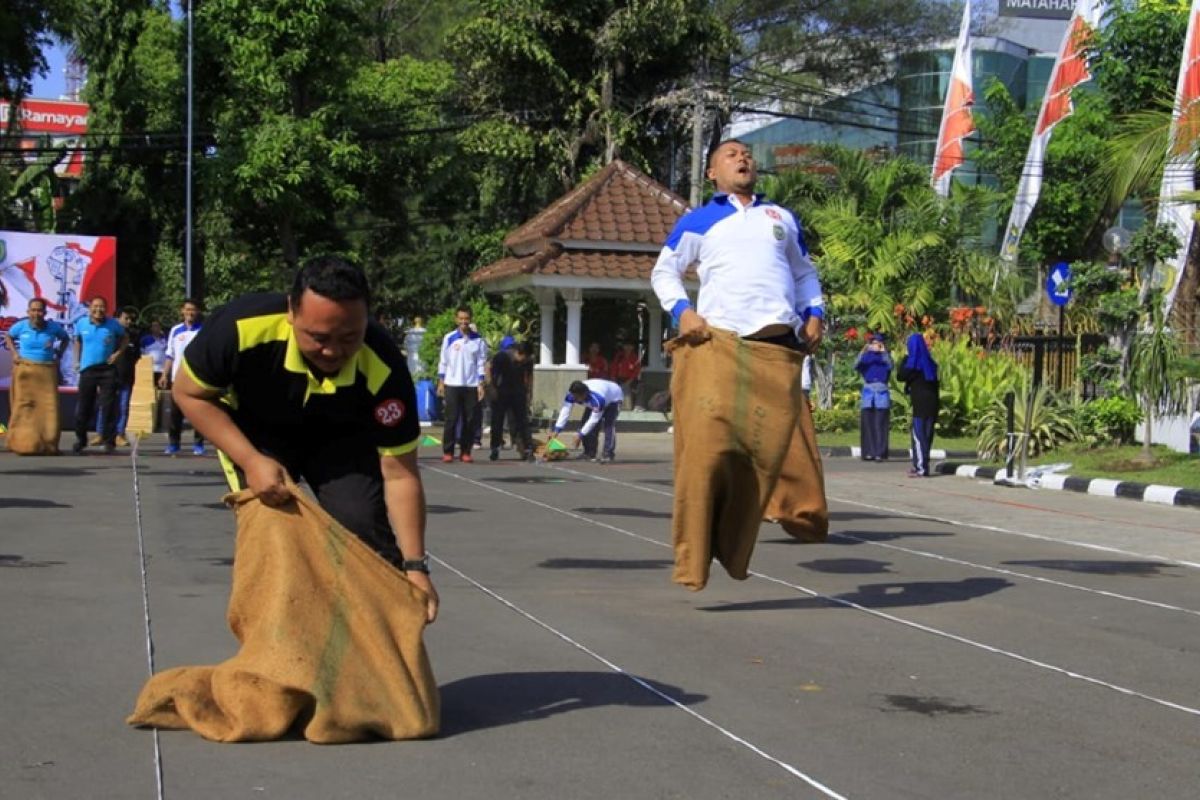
471;160;696;414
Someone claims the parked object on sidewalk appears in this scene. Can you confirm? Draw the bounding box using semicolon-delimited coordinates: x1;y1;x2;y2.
127;484;439;743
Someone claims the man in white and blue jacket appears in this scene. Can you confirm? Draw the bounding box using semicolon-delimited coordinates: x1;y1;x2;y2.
552;378;623;462
436;306;488;462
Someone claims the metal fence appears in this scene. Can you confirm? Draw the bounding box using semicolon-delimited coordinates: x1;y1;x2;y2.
999;333;1109;397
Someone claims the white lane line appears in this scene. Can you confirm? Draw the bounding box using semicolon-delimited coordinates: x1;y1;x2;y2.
129;438;166;800
431;466;1200;719
826;495;1200;571
829;533;1200;619
545;465;1200;571
430;551;849;800
553;464;1200;616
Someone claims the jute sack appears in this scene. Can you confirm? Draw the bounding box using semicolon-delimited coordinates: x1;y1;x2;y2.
127;485;439;743
6;359;61;455
761;393;829;543
668;328;817;591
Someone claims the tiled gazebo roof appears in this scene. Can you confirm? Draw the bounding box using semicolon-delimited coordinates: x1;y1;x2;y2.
472;159;691;289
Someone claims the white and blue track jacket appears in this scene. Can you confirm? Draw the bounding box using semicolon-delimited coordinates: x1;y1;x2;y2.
650;193;824;336
552;379;623;436
437;329;488;387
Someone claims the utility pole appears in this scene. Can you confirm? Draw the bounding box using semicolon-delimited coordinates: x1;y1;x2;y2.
688;62;706;208
185;0;194;299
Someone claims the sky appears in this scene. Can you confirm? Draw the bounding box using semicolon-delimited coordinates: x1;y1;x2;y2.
31;41;70;100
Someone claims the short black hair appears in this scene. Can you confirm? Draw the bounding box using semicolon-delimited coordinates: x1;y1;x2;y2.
455;305;472;316
181;297;203;310
569;380;588;395
289;255;371;309
28;297;47;310
707;138;748;168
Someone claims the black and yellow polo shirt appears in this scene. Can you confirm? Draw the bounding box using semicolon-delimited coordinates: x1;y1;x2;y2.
182;293;420;456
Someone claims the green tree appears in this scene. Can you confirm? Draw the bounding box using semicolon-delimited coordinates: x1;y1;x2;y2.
1128;302;1189;462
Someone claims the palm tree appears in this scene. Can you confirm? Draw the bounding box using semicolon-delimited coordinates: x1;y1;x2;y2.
1127;303;1189;463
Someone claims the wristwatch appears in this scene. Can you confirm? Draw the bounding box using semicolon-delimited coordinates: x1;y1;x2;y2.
400;555;430;574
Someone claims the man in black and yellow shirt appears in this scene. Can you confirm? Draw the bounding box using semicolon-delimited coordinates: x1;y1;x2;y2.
173;256;438;622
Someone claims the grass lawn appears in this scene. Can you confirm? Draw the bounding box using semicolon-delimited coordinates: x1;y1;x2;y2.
815;429;980;453
987;444;1200;490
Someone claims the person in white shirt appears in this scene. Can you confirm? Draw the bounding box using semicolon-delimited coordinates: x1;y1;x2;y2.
436;306;488;462
159;299;206;455
551;379;623;462
650;138;829;590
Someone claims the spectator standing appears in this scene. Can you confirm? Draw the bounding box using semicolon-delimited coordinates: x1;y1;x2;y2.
585;342;609;380
609;341;642;410
169;256;436;621
107;309;142;446
551;378;623;462
140;320;168;387
72;297;127;454
159;299;206;455
436;306;487;463
854;333;892;461
488;336;531;461
896;333;940;478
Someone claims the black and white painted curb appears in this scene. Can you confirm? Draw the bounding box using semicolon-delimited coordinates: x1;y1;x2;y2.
936;462;1200;509
823;446;976;461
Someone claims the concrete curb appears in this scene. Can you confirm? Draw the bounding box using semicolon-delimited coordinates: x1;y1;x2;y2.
822;446;977;461
936;461;1200;509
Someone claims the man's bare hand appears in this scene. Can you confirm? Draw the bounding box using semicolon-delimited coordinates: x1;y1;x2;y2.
405;571;439;623
157;374;170;390
678;308;709;343
435;381;445;398
477;384;485;402
802;316;823;352
245;454;291;506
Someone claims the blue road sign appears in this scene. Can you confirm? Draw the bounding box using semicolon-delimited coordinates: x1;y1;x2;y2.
1046;261;1072;307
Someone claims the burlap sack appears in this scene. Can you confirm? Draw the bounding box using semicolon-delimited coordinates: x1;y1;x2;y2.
127;485;439;743
6;359;61;455
762;394;829;543
668;328;826;590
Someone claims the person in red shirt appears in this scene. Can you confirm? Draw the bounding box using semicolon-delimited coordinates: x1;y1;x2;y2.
610;341;642;409
585;341;609;380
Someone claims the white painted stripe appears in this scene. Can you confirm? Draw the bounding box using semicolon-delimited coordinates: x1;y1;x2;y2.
955;465;979;478
849;446;862;457
427;532;849;798
1144;485;1182;505
830;532;1200;618
930;449;947;459
1087;479;1121;497
128;437;166;800
1038;473;1069;491
431;466;1200;718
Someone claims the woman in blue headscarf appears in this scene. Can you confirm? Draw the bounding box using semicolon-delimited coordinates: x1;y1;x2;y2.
896;333;940;477
854;333;892;461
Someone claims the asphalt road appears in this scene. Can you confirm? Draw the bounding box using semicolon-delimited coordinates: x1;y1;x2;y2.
2;433;1198;799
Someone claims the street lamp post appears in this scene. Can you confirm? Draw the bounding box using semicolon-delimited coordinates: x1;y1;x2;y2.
185;0;194;300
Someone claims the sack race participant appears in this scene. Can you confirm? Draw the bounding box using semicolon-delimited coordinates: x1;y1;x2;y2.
127;485;439;742
652;139;829;590
7;359;61;455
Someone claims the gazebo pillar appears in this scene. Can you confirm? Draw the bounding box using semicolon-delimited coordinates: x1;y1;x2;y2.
533;288;557;366
562;288;583;366
645;298;665;370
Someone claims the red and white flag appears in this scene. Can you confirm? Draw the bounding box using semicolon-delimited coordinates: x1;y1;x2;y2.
999;0;1105;263
1155;0;1200;317
932;1;974;197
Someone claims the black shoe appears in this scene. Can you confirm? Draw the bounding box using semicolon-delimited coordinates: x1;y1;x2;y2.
489;449;499;461
72;440;85;454
103;442;116;455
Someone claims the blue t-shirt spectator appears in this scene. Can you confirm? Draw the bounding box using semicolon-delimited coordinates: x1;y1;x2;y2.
8;319;70;363
75;317;126;371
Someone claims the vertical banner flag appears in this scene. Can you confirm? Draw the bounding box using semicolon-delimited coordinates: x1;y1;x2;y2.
1155;0;1200;318
999;0;1105;262
932;0;975;196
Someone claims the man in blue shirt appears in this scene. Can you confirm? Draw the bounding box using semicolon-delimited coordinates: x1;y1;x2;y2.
71;296;128;454
3;297;70;365
3;297;70;454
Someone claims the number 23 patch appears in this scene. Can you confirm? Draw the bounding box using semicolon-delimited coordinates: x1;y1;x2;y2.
374;398;406;426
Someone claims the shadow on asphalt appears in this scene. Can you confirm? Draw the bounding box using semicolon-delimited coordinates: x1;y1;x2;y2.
799;558;893;574
0;497;72;508
0;467;96;477
437;671;707;736
572;506;671;519
428;504;477;514
1002;559;1180;577
698;577;1012;613
484;476;578;484
0;554;67;568
538;557;672;570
